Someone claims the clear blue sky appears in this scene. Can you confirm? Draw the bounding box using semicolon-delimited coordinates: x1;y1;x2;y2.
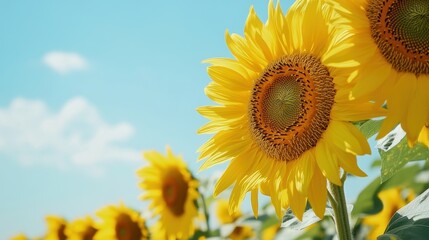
0;1;380;238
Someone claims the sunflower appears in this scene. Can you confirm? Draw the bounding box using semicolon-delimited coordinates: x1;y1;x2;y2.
330;0;429;146
93;203;148;240
215;199;255;240
45;215;67;240
216;199;242;224
198;0;384;220
137;147;199;239
363;188;415;239
65;216;97;240
9;234;28;240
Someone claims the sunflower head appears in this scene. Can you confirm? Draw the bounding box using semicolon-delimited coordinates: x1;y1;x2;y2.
137;146;200;239
94;203;148;240
65;216;97;240
331;0;429;144
45;215;67;240
363;187;415;239
198;0;380;220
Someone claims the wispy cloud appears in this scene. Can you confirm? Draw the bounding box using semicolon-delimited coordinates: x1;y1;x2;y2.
43;51;88;74
0;97;140;174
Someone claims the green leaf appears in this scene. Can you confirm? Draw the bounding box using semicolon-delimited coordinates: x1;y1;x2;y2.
377;188;429;240
358;119;383;139
379;137;429;183
352;165;422;216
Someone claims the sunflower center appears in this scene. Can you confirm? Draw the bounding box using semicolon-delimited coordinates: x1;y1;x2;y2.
162;168;189;216
83;226;97;240
249;54;335;162
115;213;142;240
58;224;67;240
367;0;429;74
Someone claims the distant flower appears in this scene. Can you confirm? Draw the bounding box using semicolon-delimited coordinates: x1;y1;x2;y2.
137;147;199;239
216;199;242;224
363;188;415;239
9;234;28;240
216;199;255;240
45;215;67;240
65;216;97;240
94;203;148;240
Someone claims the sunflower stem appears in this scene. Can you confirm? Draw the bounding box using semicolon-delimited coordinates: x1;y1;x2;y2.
199;193;211;236
329;177;352;240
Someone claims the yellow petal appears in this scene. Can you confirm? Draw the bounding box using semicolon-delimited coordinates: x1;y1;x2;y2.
404;78;427;143
307;167;327;219
251;188;259;218
351;60;391;100
325;121;371;155
315;140;341;186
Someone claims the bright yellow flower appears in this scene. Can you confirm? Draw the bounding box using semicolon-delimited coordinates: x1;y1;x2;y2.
216;199;242;224
45;215;67;240
215;199;254;239
94;203;148;240
65;216;97;240
363;188;415;239
137;147;199;239
9;234;28;240
331;0;429;146
262;224;281;240
198;0;382;220
229;226;254;240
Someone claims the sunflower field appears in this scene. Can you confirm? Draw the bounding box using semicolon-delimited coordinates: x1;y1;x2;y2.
9;0;429;239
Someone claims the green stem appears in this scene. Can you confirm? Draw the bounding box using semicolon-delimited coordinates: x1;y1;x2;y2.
329;176;352;240
199;193;211;236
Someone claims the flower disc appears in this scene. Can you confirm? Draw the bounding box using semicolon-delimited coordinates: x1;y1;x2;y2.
367;0;429;74
249;54;335;162
115;213;142;240
162;168;189;216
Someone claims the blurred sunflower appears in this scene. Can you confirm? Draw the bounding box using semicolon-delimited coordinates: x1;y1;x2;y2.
331;0;429;146
9;234;28;240
137;147;199;239
262;224;281;240
65;216;97;240
198;0;383;220
216;199;242;224
216;199;254;240
363;188;415;239
94;203;148;240
45;216;67;240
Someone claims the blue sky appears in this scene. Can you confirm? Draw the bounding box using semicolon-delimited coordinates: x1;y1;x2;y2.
0;1;380;238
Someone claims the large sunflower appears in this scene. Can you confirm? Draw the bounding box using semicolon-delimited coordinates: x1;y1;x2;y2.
330;0;429;146
93;203;148;240
198;0;384;220
45;215;67;240
65;216;97;240
137;147;199;239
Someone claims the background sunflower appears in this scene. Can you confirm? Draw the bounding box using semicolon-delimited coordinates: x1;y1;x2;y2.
137;147;200;239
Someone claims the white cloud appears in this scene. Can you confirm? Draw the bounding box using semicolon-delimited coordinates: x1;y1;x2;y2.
43;51;88;74
0;97;140;173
